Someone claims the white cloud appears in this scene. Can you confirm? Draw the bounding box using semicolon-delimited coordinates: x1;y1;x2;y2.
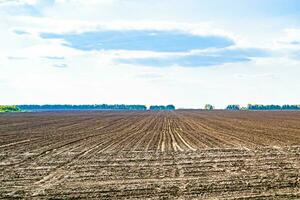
0;0;39;6
1;15;247;66
1;1;300;107
10;16;234;38
284;29;300;41
55;0;117;5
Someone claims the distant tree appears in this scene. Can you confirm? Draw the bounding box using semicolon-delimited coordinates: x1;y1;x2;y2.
226;105;240;110
149;105;176;110
204;104;214;110
166;105;175;110
282;104;300;110
149;105;165;110
0;105;21;112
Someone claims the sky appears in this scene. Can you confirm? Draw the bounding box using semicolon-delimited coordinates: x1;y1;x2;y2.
1;0;300;108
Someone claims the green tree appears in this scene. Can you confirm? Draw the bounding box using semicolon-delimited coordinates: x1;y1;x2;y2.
0;105;21;112
226;105;240;110
204;104;214;110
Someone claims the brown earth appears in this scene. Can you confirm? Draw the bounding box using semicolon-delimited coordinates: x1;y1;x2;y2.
0;110;299;199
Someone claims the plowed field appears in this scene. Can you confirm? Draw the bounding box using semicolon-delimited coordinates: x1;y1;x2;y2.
0;110;299;199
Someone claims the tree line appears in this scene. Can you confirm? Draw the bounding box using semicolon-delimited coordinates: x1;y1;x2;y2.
203;104;300;110
226;104;300;110
17;104;176;111
17;104;147;110
149;105;175;110
3;104;300;112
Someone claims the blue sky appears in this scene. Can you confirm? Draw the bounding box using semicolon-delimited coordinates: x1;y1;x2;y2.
40;30;234;52
1;0;300;108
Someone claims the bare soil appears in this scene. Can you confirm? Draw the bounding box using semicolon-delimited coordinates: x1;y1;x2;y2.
0;110;299;199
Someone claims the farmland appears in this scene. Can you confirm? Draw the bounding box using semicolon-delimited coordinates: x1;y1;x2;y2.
0;110;299;199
